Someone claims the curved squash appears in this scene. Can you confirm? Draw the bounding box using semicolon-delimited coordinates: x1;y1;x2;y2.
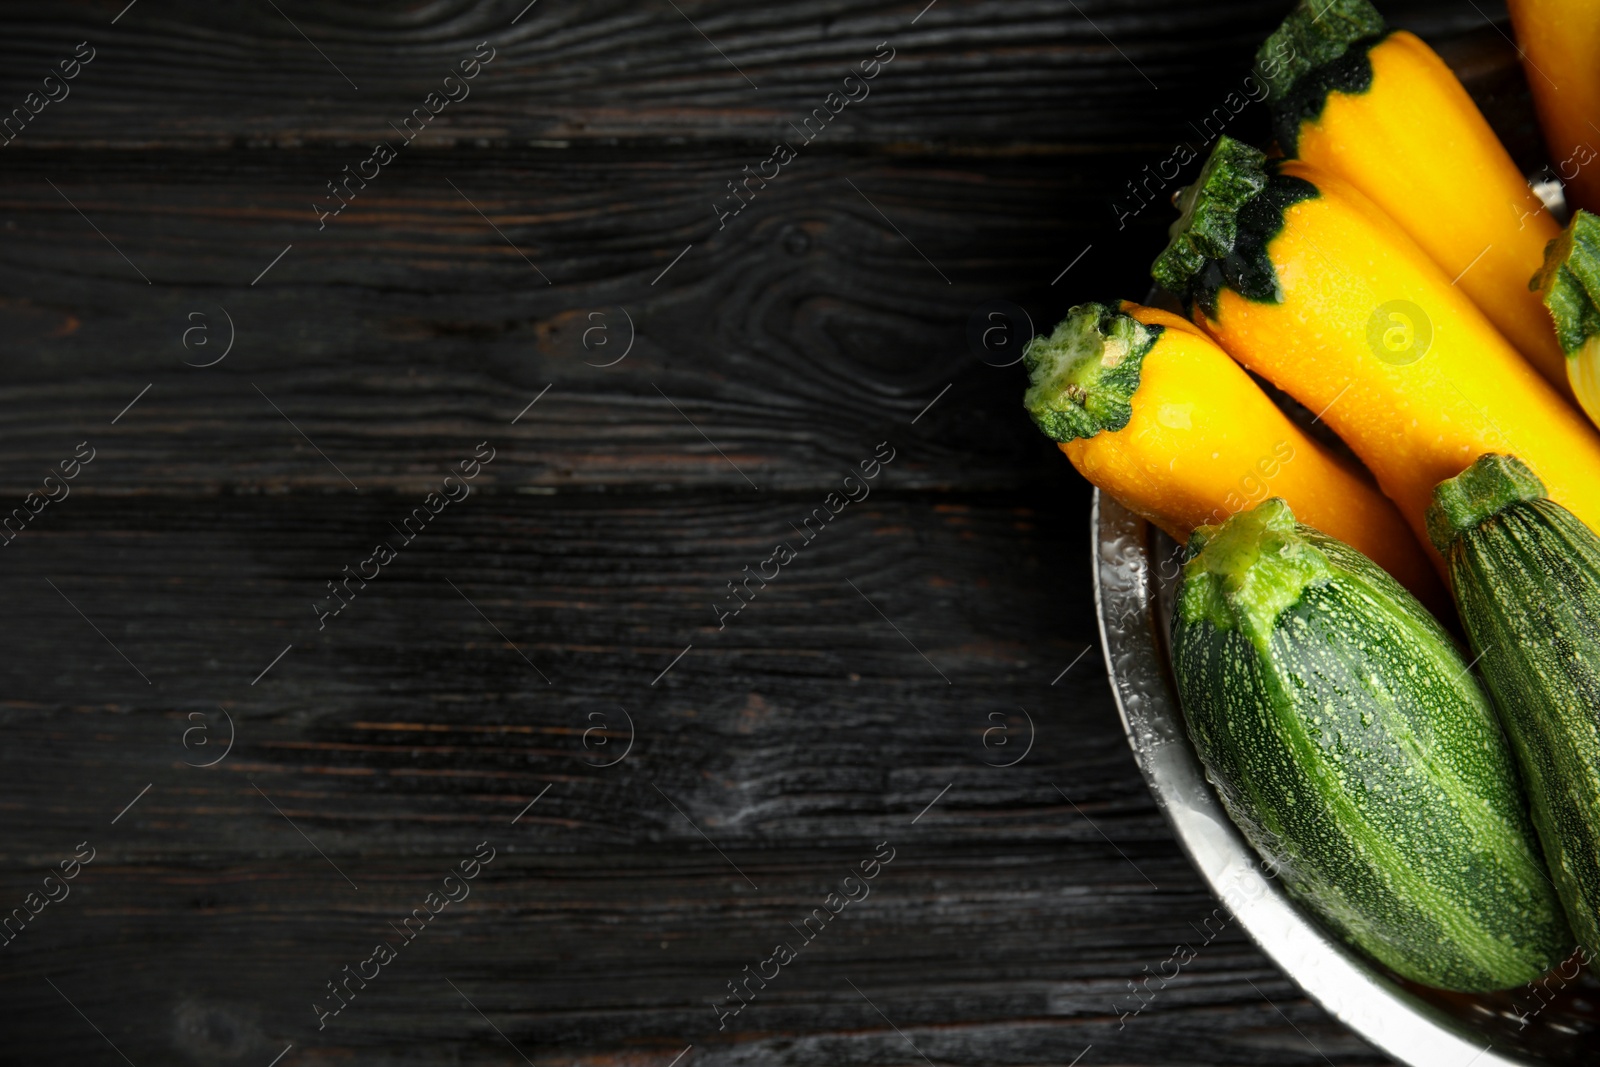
1152;136;1600;564
1174;498;1570;991
1021;300;1440;602
1258;0;1569;395
1428;454;1600;965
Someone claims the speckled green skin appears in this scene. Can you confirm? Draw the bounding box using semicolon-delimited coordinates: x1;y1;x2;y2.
1430;457;1600;964
1173;500;1571;991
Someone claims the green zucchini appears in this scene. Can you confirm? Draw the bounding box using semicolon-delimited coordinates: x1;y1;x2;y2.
1173;498;1570;991
1428;453;1600;962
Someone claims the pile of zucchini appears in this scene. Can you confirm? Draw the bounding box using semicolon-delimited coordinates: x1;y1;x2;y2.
1025;0;1600;992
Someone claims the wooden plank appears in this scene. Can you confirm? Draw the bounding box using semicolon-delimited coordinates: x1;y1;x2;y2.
2;854;1385;1064
0;150;1152;495
0;488;1102;814
0;1;1511;151
0;488;1384;1062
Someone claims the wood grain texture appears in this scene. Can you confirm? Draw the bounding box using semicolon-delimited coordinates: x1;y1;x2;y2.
3;1;1510;151
0;489;1394;1064
0;149;1127;495
0;1;1508;151
0;1;1551;1064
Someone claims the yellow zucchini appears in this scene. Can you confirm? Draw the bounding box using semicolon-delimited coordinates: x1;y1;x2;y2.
1021;301;1440;601
1152;136;1600;560
1259;0;1570;395
1507;0;1600;218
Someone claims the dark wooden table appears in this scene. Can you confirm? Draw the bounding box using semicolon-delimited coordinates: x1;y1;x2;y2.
0;2;1534;1064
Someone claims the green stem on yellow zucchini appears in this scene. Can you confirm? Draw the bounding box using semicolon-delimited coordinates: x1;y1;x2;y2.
1257;0;1389;154
1534;208;1600;425
1020;303;1162;442
1151;136;1317;317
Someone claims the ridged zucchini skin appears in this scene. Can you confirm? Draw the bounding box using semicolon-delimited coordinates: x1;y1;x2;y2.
1429;454;1600;963
1173;499;1570;991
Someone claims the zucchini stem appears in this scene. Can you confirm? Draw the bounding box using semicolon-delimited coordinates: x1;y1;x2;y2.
1257;0;1389;153
1427;455;1550;552
1179;498;1333;641
1535;209;1600;426
1021;303;1161;441
1151;136;1317;316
